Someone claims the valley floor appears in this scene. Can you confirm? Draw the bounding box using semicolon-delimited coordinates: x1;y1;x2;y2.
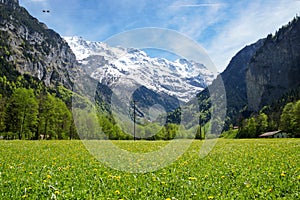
0;139;299;199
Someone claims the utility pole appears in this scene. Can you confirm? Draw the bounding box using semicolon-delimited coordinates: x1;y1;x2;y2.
199;114;202;140
133;100;136;141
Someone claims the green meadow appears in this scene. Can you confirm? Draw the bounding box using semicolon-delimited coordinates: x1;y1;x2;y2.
0;139;299;199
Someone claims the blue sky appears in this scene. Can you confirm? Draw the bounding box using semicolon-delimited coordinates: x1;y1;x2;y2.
20;0;300;72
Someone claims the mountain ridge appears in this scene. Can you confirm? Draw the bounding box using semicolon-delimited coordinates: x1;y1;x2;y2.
0;0;80;90
197;16;300;131
64;36;216;102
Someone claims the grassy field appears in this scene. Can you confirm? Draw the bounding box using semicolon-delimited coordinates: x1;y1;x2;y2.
0;139;299;199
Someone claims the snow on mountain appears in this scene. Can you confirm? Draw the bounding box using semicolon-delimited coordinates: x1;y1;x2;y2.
64;36;216;102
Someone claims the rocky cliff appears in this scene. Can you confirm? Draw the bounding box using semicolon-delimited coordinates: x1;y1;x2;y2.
246;17;300;111
0;0;183;120
0;0;79;90
197;16;300;129
0;0;18;9
220;39;265;119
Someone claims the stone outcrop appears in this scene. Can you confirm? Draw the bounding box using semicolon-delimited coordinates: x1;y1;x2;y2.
246;17;300;111
0;0;80;90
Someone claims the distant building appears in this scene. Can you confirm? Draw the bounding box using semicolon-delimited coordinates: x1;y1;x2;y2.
259;130;287;138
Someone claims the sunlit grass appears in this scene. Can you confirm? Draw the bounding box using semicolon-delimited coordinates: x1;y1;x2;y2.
0;139;299;199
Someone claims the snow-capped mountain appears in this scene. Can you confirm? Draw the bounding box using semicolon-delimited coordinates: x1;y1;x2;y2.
64;36;216;102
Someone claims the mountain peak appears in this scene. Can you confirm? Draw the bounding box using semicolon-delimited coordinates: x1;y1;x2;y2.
64;36;216;102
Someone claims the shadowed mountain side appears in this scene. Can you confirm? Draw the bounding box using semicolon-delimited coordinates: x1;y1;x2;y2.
197;16;300;130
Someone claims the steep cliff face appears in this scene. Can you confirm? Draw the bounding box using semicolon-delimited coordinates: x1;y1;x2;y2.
221;39;265;118
197;16;300;129
246;17;300;111
0;0;18;9
0;0;79;90
0;0;183;119
197;39;265;127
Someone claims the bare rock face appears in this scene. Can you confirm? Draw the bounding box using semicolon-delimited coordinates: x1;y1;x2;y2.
0;0;80;90
246;17;300;111
221;39;265;117
197;16;300;128
0;0;19;8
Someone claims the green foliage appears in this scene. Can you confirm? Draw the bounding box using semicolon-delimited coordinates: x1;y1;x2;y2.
280;100;300;137
0;88;75;140
220;125;238;139
221;129;238;139
237;112;269;138
236;87;300;138
37;93;72;140
0;94;6;132
5;88;38;139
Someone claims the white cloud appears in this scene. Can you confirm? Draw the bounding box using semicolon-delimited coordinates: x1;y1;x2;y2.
160;0;226;42
206;0;300;72
20;0;300;73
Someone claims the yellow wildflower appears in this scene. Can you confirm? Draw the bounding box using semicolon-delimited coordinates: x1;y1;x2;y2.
47;174;52;179
29;172;33;175
244;182;251;188
208;196;214;199
54;191;60;195
188;177;197;181
115;190;120;195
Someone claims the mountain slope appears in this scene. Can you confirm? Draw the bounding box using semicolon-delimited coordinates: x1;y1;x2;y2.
198;17;300;129
197;39;265;127
246;17;300;111
64;36;216;102
0;0;188;128
0;0;79;90
198;16;300;130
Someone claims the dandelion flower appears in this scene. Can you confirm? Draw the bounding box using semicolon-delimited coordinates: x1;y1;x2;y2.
54;191;60;195
188;177;197;181
115;190;120;195
281;172;286;177
221;175;225;179
47;174;52;179
208;196;214;199
244;181;251;188
29;172;33;175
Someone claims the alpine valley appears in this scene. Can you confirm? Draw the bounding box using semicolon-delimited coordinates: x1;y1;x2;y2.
0;0;300;140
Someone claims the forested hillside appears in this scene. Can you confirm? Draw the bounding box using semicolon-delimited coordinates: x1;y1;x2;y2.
198;16;300;138
0;0;105;139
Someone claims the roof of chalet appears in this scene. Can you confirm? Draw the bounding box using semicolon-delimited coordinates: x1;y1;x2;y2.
259;130;282;137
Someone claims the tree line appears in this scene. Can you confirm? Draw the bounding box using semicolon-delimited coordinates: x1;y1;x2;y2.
0;88;74;139
237;99;300;138
0;86;203;140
